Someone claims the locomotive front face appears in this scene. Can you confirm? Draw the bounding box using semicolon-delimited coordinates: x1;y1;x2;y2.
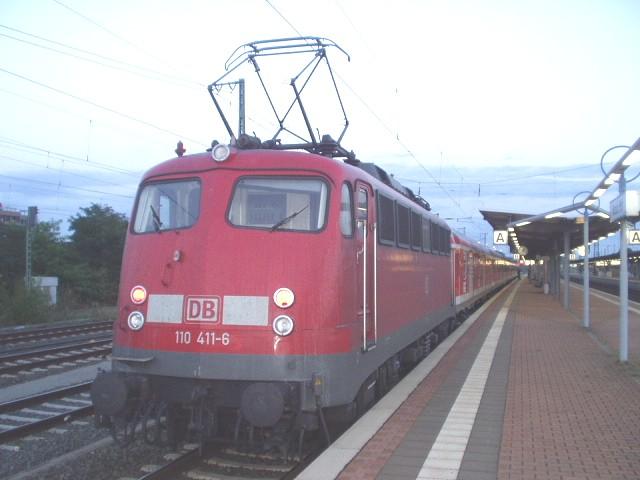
104;150;355;424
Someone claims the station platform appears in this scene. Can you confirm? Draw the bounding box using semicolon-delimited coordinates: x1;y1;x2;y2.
298;279;640;480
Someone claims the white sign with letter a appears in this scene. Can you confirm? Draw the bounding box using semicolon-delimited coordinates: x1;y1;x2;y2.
629;230;640;245
493;230;508;245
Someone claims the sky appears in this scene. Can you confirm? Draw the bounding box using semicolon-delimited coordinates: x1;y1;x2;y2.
1;0;639;250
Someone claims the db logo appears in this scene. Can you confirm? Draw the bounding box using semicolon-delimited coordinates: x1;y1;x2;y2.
184;296;220;323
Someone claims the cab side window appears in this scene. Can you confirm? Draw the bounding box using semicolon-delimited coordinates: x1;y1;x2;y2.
340;183;354;236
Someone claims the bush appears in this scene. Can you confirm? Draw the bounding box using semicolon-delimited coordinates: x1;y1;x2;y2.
0;283;51;326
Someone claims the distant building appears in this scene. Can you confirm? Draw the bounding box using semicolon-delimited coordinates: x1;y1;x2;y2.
0;203;27;226
33;276;59;305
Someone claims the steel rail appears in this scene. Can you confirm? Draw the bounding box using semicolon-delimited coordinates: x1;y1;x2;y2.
0;332;112;356
0;382;92;414
0;405;93;444
0;344;111;375
0;320;112;343
0;382;93;444
136;448;201;480
0;337;112;363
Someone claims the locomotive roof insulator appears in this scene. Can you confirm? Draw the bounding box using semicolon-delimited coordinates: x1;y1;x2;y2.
175;140;186;157
236;133;262;150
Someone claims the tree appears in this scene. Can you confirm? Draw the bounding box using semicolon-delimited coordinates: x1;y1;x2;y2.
0;220;62;325
67;204;128;304
32;220;66;277
0;223;25;291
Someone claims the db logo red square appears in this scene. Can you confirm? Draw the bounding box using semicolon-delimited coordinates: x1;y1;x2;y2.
184;296;220;323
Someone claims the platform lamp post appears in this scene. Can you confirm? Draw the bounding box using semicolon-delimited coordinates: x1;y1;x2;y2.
506;200;611;326
584;139;640;362
571;191;597;329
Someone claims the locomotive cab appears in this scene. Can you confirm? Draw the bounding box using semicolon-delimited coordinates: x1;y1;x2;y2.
93;147;365;447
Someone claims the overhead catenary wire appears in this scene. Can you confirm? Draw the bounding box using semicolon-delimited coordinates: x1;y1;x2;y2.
0;67;208;147
264;0;305;37
478;163;600;185
336;73;466;212
261;0;466;215
0;28;203;89
1;153;130;188
0;172;135;199
3;203;82;217
0;87;212;158
50;0;200;83
0;136;140;176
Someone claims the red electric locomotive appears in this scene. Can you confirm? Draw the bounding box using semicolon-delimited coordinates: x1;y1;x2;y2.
90;37;516;449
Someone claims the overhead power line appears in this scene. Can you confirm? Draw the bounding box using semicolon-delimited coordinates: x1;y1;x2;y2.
0;67;207;147
261;0;465;214
478;163;599;185
1;153;128;188
0;27;203;89
0;172;135;199
0;136;139;176
264;0;304;36
336;74;465;211
51;0;195;81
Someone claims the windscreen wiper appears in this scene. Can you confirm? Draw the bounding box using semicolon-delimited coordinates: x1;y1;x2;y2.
150;205;162;232
270;205;308;232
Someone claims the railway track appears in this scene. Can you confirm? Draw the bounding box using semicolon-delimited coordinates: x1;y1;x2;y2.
0;382;93;444
0;338;112;376
137;444;301;480
569;275;640;302
0;320;113;346
0;286;511;479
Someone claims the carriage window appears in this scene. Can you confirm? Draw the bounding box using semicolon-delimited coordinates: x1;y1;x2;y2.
377;193;395;245
357;187;368;219
431;223;441;253
228;177;328;232
442;228;451;255
397;204;410;248
340;183;354;236
411;211;422;250
422;217;431;253
133;179;200;233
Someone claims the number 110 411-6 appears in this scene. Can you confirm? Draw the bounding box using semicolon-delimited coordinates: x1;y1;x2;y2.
175;331;230;346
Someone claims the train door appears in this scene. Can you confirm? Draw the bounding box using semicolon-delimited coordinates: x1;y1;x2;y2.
355;181;376;351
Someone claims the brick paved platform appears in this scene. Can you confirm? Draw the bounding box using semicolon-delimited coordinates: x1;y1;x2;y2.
298;279;640;480
567;282;640;362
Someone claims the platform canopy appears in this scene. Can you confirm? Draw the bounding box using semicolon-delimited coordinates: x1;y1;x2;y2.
480;209;620;259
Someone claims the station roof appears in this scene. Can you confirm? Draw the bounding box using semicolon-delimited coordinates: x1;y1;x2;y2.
480;209;620;259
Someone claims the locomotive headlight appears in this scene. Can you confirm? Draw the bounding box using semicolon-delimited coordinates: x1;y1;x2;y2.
127;311;145;331
272;315;294;336
211;143;231;162
273;288;295;308
130;285;147;304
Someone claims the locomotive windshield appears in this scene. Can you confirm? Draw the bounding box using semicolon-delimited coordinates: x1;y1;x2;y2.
228;177;328;232
133;179;200;233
